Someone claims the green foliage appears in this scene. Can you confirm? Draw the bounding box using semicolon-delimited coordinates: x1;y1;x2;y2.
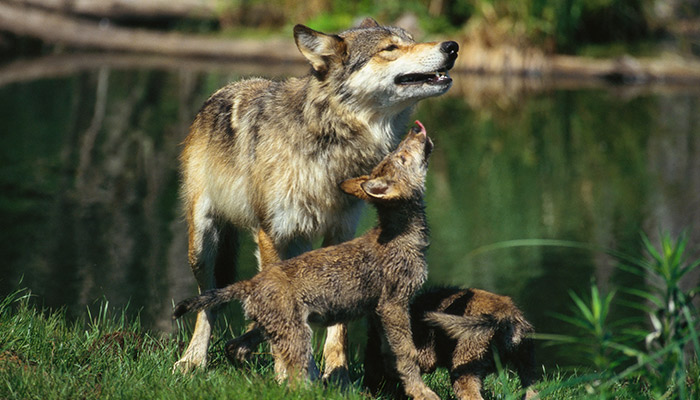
290;0;654;51
463;0;651;51
544;231;700;399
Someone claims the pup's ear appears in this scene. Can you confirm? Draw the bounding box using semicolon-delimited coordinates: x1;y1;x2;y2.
294;24;346;76
340;175;370;200
361;177;399;200
356;17;380;29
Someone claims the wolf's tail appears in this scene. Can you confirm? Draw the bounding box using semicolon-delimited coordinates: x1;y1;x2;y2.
173;281;252;319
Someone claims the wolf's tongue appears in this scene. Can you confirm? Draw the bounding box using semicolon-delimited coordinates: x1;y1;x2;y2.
395;73;433;84
395;71;451;85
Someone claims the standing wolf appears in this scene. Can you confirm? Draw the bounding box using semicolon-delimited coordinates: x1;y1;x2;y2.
175;17;458;378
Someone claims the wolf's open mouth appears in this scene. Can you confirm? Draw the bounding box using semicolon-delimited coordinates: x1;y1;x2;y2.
395;68;452;86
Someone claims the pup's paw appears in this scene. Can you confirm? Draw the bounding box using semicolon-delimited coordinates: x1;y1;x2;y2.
224;329;264;364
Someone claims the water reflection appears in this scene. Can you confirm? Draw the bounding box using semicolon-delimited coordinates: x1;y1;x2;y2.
0;59;698;366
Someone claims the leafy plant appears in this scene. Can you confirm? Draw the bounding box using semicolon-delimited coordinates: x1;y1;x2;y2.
545;231;700;398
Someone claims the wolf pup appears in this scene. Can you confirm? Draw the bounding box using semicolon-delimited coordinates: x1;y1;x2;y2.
175;122;440;400
175;17;458;377
364;287;538;400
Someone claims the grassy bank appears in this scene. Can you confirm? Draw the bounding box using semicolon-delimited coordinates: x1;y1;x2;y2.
0;290;691;399
1;234;697;399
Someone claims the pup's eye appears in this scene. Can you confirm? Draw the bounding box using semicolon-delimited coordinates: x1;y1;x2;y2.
383;44;398;52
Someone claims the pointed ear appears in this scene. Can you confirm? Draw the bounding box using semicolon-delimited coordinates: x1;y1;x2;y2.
361;177;399;200
294;24;346;76
356;17;380;29
340;175;370;200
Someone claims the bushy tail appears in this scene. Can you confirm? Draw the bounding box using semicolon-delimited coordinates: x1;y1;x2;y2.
425;311;533;350
424;312;498;342
173;281;251;319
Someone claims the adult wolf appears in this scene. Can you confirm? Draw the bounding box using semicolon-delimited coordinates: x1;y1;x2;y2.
175;17;458;379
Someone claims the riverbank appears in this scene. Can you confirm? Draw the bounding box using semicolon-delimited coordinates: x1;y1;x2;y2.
0;288;678;400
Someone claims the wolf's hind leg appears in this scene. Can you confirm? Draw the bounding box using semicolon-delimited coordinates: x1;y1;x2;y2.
174;198;239;373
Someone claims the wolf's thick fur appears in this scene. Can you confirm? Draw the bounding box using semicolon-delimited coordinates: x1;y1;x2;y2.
175;17;458;376
364;287;538;400
175;123;440;399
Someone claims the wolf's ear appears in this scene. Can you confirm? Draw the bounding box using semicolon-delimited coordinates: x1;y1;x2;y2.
361;177;399;200
294;24;346;76
340;175;370;200
356;17;380;29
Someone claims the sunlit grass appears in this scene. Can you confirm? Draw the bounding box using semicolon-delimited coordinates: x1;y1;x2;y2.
1;232;697;399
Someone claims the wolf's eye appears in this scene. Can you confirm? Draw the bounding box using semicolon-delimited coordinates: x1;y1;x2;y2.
399;154;407;164
383;44;398;52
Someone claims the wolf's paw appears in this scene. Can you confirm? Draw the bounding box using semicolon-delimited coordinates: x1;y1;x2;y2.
172;356;205;374
322;366;350;389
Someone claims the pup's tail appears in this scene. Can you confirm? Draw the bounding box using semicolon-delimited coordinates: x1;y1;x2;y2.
424;312;497;341
173;281;252;319
424;311;533;350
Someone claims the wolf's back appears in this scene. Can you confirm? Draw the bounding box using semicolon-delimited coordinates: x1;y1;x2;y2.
173;281;252;319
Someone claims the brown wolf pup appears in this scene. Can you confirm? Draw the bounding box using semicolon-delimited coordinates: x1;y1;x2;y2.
175;17;459;378
364;287;538;400
174;122;440;400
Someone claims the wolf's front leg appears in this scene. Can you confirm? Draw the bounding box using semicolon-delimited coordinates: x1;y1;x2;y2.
322;323;349;385
377;303;439;400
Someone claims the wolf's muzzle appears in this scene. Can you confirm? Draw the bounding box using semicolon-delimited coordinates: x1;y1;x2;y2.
440;41;459;69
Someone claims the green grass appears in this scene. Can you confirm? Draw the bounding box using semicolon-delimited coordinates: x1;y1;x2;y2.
1;231;697;399
0;289;686;400
0;288;577;399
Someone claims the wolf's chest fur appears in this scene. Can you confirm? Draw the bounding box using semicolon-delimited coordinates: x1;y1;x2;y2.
187;76;407;241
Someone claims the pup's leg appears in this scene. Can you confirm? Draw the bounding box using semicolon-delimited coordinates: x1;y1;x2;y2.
225;229;279;363
268;319;316;385
174;197;240;373
377;302;440;400
450;333;491;400
363;317;387;394
451;369;485;400
512;339;539;400
225;324;264;364
364;316;403;397
319;224;359;384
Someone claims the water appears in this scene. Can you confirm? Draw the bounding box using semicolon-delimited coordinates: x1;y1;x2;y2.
1;56;699;366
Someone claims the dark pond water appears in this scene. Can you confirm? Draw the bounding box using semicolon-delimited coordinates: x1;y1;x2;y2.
1;55;699;367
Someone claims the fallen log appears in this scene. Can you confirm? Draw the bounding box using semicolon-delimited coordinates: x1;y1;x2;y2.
0;53;309;87
455;40;700;85
5;0;218;20
0;1;302;61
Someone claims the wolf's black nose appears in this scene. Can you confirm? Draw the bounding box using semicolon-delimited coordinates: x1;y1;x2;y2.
441;41;459;59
